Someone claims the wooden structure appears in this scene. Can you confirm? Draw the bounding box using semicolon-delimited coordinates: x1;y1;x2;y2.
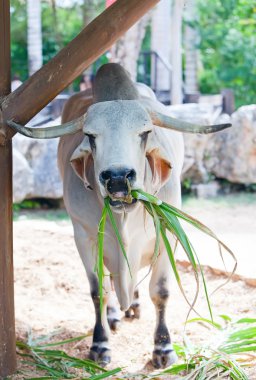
0;0;159;376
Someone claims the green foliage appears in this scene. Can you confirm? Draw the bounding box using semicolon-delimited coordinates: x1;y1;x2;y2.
11;0;28;80
10;0;105;85
196;0;256;107
13;199;41;212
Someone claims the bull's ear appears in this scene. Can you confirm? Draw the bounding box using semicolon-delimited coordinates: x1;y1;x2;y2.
146;135;172;190
70;137;93;189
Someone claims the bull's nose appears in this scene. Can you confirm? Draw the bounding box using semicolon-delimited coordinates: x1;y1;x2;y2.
99;168;136;195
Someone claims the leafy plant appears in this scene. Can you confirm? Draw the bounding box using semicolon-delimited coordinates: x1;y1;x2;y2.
196;0;256;107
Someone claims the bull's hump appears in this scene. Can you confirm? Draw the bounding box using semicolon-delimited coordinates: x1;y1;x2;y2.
93;63;139;102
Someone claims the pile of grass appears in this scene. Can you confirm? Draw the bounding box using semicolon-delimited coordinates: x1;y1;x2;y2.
16;334;121;379
163;316;256;379
16;317;256;379
98;189;237;317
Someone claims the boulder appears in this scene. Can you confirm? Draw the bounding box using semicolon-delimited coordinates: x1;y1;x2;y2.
13;117;63;201
13;148;34;203
205;105;256;183
167;103;220;183
30;138;63;199
192;181;220;198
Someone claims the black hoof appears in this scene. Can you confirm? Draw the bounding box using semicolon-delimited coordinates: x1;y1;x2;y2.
89;344;111;367
152;345;178;369
107;317;120;331
125;303;140;319
107;306;121;331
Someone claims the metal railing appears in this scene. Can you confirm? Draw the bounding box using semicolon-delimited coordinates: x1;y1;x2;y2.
138;50;186;104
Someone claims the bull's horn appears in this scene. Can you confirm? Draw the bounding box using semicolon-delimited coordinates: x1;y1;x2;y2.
7;113;87;139
140;99;231;134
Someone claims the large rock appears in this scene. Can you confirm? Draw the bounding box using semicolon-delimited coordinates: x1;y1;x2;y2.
168;103;220;183
205;105;256;183
13;117;63;201
29;138;63;198
13;148;34;203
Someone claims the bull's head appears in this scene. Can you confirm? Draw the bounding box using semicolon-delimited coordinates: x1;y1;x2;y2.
69;99;174;210
9;64;231;211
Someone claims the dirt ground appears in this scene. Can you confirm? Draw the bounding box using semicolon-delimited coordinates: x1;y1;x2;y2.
11;194;256;379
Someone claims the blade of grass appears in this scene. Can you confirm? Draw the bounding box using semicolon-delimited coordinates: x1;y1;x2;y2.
132;189;162;205
104;197;132;278
89;367;122;379
193;248;214;322
135;203;162;288
149;203;161;263
186;318;222;330
97;205;107;314
161;201;237;277
236;318;256;324
228;327;256;342
157;206;198;270
34;334;90;348
220;340;256;353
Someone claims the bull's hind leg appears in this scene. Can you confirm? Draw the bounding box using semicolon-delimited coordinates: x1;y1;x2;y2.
125;290;140;319
73;223;111;366
107;289;121;331
149;249;178;369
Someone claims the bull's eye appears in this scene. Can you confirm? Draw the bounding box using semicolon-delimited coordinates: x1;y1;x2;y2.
85;133;96;150
139;130;152;144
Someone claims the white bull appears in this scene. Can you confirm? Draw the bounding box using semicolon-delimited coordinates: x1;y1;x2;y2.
9;63;231;368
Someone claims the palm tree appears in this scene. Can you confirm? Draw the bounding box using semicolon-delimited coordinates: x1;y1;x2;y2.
27;0;43;76
184;0;199;98
170;0;185;104
151;0;172;93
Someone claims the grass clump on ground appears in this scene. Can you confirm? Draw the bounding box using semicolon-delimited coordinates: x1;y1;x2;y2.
16;334;121;379
163;316;256;379
16;317;256;379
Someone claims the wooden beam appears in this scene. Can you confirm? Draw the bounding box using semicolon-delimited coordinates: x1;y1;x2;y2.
0;0;16;377
2;0;159;142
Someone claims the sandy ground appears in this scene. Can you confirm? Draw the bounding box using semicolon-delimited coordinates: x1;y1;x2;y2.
11;194;256;379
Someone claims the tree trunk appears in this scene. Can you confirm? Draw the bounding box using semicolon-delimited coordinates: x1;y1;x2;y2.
170;0;184;104
27;0;42;76
184;0;198;96
111;15;150;81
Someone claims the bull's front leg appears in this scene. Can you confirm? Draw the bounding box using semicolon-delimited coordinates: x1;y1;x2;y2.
73;223;111;366
149;246;178;369
89;274;112;365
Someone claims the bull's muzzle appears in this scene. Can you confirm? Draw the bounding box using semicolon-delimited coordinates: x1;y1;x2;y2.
99;168;136;201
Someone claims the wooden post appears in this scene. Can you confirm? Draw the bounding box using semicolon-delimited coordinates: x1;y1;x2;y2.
0;0;17;377
2;0;159;141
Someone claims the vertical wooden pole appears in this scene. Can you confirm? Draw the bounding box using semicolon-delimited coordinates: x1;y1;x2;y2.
0;0;17;377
